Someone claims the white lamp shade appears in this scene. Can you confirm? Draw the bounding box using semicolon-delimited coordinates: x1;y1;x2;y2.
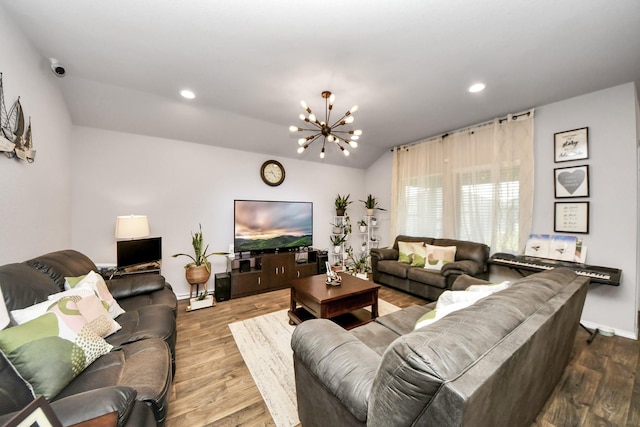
115;215;150;239
0;287;9;329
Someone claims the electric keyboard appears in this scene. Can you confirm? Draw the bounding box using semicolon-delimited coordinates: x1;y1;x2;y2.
489;253;621;286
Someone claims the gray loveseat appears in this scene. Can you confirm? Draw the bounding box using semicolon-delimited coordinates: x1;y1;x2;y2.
0;250;177;426
291;268;589;427
370;235;490;300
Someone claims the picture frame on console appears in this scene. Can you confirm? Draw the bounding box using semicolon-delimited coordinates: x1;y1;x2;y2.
554;201;589;234
554;165;589;198
554;127;589;162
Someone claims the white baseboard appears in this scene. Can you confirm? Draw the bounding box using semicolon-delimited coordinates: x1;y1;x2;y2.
580;319;637;340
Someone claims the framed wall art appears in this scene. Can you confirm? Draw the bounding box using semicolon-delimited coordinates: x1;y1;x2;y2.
554;127;588;162
554;165;589;198
4;396;62;427
554;202;589;234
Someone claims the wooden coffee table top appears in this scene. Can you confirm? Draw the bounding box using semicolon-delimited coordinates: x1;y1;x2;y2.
290;273;380;303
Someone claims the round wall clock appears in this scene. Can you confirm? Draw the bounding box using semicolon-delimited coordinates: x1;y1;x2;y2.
260;160;285;186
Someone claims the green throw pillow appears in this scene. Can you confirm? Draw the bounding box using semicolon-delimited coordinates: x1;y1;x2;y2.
64;274;87;289
397;241;414;264
410;243;427;267
414;309;438;329
0;297;113;399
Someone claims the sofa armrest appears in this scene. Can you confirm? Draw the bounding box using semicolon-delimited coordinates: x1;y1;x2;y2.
291;319;381;421
11;387;137;427
106;273;166;299
441;259;483;277
370;248;398;261
451;274;492;290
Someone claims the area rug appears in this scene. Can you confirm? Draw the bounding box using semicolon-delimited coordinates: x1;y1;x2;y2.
228;299;400;427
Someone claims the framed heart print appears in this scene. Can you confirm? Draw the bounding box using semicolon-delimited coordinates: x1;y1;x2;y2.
554;165;589;198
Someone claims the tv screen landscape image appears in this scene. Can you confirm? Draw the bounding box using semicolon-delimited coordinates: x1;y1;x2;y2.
234;200;313;253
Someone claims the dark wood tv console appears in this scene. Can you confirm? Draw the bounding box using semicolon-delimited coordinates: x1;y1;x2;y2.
229;250;318;298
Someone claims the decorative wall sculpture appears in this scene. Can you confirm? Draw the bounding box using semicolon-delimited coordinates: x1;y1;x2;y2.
1;73;35;163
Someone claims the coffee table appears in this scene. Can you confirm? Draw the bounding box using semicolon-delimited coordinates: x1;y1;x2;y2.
288;273;380;330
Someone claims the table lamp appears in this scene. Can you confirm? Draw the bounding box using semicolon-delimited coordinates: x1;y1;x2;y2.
115;215;150;240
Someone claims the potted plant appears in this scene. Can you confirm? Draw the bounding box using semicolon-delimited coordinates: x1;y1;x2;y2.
330;221;343;234
371;217;378;226
334;194;352;216
358;219;367;233
330;234;345;253
172;224;226;308
360;194;386;216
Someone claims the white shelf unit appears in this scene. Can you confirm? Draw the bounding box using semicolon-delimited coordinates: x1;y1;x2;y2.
358;215;380;256
330;215;350;271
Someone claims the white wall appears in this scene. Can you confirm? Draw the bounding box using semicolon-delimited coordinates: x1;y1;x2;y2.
0;5;72;263
70;126;365;297
533;82;638;338
364;149;394;248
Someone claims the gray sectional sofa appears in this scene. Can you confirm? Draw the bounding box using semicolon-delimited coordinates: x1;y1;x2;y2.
370;235;490;300
291;268;589;427
0;250;177;426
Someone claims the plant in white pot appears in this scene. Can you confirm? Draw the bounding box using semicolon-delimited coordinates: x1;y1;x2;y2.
330;234;346;253
360;194;386;216
358;219;367;233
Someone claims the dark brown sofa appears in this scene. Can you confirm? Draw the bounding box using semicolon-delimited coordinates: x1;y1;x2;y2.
370;235;490;300
0;250;177;426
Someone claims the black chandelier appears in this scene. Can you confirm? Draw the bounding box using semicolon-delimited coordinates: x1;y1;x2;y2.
289;91;362;158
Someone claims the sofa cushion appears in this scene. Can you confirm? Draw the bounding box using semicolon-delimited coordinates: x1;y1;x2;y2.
377;260;412;279
27;250;98;292
50;272;126;319
54;338;172;424
11;294;121;339
0;297;113;399
106;305;176;350
410;243;427;267
350;321;403;356
407;267;448;289
424;244;456;270
375;304;431;336
397;241;414;264
0;263;59;311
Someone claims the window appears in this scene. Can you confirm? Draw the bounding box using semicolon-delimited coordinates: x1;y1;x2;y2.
392;112;533;254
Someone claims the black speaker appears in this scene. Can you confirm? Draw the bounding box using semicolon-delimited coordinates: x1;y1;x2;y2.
317;253;328;274
239;259;251;273
215;273;231;302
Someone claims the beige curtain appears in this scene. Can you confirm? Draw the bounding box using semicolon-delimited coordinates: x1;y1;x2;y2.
391;110;534;254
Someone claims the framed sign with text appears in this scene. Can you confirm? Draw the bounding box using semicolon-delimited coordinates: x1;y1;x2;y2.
554;127;589;163
554;202;589;234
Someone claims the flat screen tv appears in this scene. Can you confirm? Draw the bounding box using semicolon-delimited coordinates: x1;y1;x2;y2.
234;200;313;253
117;237;162;269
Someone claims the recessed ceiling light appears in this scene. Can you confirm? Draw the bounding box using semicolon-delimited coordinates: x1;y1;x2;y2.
180;89;195;99
468;83;486;93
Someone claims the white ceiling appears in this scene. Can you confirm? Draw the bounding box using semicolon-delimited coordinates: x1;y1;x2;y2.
2;0;640;169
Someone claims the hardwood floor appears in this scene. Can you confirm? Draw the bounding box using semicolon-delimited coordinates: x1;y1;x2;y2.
166;286;640;427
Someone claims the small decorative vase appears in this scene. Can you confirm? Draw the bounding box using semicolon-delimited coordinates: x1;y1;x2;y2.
185;264;210;285
371;218;377;226
333;245;341;254
359;225;366;233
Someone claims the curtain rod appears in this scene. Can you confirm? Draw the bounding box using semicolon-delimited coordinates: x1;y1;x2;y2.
390;109;533;152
